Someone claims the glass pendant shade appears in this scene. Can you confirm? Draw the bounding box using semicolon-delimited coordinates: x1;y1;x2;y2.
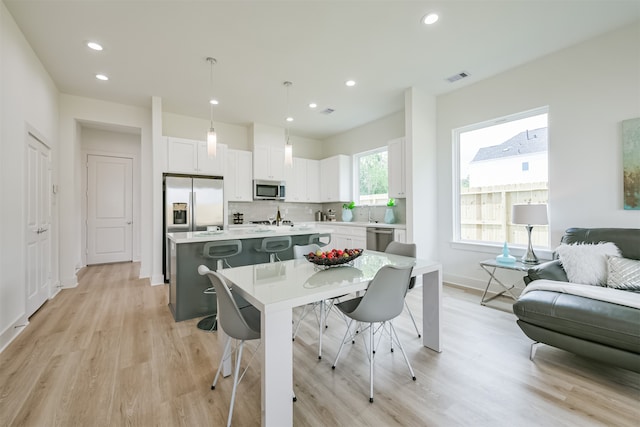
284;143;293;167
207;128;217;157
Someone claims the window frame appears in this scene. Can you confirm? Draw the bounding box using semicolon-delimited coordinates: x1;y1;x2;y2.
452;106;550;249
352;146;389;206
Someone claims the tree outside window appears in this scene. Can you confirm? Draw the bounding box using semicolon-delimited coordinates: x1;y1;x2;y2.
355;148;388;205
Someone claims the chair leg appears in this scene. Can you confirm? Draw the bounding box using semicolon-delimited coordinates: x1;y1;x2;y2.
404;301;422;338
227;340;245;427
389;322;416;381
332;319;354;369
369;323;374;403
212;338;232;390
318;300;325;359
292;304;312;341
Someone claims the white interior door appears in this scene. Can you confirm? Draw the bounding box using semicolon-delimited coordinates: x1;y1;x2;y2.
25;132;51;317
86;154;133;265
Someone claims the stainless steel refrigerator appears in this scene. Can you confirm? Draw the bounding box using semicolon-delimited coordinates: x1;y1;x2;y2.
163;174;224;282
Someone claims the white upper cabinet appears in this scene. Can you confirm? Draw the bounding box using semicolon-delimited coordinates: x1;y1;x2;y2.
253;145;285;181
225;149;253;201
167;136;226;176
306;159;320;203
284;157;320;203
388;137;406;198
320;155;351;202
250;123;285;181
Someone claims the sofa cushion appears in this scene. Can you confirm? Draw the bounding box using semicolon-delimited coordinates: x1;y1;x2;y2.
555;242;620;286
513;290;640;353
607;256;640;291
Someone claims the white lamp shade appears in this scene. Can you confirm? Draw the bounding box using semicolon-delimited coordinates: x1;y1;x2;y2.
207;128;217;157
512;204;548;225
284;143;293;167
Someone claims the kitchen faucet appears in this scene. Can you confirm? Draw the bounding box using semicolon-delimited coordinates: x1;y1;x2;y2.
368;206;372;223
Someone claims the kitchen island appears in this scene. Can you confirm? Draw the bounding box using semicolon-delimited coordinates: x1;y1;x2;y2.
167;225;333;321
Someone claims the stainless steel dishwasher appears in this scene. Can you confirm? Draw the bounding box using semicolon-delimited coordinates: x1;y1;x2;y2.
366;227;394;252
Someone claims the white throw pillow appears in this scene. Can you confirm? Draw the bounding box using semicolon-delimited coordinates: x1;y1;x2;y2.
555;242;621;286
606;256;640;291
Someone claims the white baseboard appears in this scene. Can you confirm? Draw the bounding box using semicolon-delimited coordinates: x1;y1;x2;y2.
0;314;29;353
443;273;487;292
151;274;165;286
60;275;79;288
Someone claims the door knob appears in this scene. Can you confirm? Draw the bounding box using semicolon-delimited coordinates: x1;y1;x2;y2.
127;221;133;225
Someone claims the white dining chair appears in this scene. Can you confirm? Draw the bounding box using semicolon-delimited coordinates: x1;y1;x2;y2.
385;241;421;338
198;265;261;427
292;243;336;359
331;264;416;403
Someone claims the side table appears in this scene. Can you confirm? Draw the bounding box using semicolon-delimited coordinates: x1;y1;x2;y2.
479;259;530;305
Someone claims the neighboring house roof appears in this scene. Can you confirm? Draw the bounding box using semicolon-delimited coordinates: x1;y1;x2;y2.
471;127;548;162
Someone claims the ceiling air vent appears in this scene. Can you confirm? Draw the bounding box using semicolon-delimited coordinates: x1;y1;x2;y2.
446;71;470;83
320;108;335;115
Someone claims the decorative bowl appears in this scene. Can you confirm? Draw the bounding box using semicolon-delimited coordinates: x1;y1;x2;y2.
304;248;364;267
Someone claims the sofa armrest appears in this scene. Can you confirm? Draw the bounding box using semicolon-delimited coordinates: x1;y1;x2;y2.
524;259;568;285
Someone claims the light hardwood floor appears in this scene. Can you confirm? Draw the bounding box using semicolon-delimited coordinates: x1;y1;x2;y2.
1;262;638;426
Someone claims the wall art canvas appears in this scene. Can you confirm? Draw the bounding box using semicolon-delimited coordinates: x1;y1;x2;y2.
623;117;640;210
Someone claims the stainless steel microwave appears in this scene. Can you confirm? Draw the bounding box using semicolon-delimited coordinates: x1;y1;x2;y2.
253;180;286;200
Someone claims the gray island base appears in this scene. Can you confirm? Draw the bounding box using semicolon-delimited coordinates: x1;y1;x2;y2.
167;227;332;322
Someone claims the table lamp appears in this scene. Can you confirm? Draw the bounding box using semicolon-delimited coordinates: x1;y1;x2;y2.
511;203;548;264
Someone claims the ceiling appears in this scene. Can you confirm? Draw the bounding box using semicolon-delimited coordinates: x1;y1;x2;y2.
4;1;640;140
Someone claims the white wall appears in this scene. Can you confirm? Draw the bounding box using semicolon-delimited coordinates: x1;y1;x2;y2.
322;111;405;157
0;3;59;350
436;21;640;290
163;112;250;150
58;95;153;285
405;88;438;261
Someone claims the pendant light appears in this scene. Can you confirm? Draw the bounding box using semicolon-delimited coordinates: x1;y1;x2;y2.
284;81;293;167
206;57;217;157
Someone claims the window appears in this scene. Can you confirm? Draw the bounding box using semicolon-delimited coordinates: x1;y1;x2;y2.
454;107;549;248
354;147;388;205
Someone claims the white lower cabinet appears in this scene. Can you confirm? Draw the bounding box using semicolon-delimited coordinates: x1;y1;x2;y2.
329;226;366;251
393;228;407;243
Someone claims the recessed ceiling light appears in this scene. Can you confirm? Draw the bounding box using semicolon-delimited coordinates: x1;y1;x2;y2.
95;74;109;81
422;13;439;25
345;80;356;87
309;102;317;109
286;117;294;122
87;41;103;51
210;99;219;105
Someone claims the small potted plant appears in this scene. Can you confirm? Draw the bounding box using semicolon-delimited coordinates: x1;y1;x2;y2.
384;198;396;224
342;201;355;222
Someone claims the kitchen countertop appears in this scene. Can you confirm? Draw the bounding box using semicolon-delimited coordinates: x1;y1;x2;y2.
318;221;406;229
168;225;334;244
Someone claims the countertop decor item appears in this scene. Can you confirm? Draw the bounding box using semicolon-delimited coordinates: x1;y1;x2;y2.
342;201;355;222
384;199;396;224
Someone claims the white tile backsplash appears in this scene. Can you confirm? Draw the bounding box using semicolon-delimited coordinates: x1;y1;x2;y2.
229;198;406;225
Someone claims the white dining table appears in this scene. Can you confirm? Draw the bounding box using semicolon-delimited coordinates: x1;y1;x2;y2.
218;250;442;427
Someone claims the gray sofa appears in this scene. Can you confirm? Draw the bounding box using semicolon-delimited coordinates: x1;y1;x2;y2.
512;228;640;372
